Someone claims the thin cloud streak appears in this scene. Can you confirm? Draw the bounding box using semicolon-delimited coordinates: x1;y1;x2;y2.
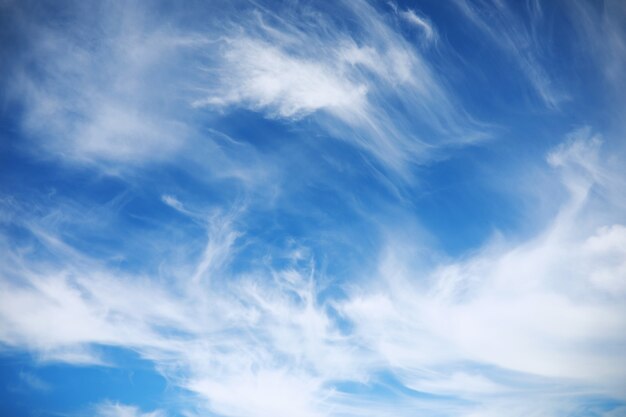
453;0;565;108
95;402;165;417
400;9;437;43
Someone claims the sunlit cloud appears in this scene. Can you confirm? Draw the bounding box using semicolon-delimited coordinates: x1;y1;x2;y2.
1;1;625;416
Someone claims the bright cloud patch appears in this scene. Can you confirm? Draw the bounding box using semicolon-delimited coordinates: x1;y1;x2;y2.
1;1;625;417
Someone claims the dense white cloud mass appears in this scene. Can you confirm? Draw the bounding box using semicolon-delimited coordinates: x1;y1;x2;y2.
1;0;625;416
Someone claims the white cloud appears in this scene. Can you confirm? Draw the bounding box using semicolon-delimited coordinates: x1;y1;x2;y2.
0;207;360;417
188;369;324;417
18;371;51;392
453;0;565;108
95;402;165;417
161;195;186;212
6;1;195;166
1;129;625;416
342;129;626;404
3;0;484;181
194;37;368;119
190;211;241;283
1;1;625;415
400;9;437;42
194;0;484;178
566;0;626;95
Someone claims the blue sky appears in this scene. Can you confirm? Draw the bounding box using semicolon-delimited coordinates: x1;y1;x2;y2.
1;0;626;416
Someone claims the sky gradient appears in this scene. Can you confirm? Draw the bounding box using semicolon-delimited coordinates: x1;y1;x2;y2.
1;1;626;416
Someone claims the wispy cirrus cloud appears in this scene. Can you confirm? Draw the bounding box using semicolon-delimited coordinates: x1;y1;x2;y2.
190;0;485;177
1;1;626;416
18;371;51;392
3;0;484;180
400;9;437;43
346;127;626;403
1;128;625;417
453;0;565;108
95;402;165;417
5;1;192;166
564;0;626;112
